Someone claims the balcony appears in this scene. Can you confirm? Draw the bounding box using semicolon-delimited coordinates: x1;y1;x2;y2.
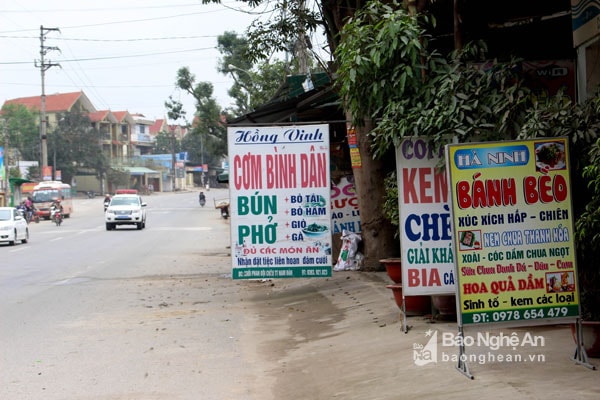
131;133;154;147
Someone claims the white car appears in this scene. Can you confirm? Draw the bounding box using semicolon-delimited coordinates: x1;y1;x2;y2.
0;207;29;245
104;194;147;230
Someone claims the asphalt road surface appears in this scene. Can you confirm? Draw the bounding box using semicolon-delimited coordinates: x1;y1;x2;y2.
2;188;599;400
0;188;272;399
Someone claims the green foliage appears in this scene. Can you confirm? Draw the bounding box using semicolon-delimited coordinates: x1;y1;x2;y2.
153;131;180;155
203;0;339;63
1;103;40;162
169;66;228;167
336;0;600;319
217;32;289;116
217;31;253;73
9;166;21;179
51;111;110;184
576;140;600;249
27;165;40;181
106;168;130;189
382;171;400;237
336;1;429;130
239;2;322;62
335;1;543;159
165;96;186;122
574;97;600;320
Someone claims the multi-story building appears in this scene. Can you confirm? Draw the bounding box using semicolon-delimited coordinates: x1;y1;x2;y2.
88;109;133;164
130;113;156;156
1;91;174;193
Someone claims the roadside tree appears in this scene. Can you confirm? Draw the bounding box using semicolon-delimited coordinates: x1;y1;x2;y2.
1;103;40;163
51;111;110;187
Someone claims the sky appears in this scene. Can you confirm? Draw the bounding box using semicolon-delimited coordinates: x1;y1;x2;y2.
0;0;266;122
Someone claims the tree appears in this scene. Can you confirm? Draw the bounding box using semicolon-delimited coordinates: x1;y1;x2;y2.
216;31;289;116
1;103;40;163
153;130;182;155
335;0;600;325
105;167;130;190
201;0;399;269
167;67;228;168
51;111;110;186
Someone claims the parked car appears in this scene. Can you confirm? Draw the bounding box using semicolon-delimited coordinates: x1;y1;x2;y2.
104;194;147;230
0;207;29;245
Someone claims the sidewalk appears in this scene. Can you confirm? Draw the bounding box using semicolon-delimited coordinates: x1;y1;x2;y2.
241;270;599;399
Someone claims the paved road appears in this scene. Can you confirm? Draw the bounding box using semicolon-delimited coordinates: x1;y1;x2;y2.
1;188;598;399
0;189;269;399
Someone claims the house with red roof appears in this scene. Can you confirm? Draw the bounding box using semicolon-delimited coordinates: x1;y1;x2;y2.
0;90;222;193
88;110;135;163
3;91;96;130
150;118;189;140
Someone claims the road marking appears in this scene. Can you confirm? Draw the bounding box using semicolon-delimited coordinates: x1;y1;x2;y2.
8;247;28;253
145;227;213;231
34;226;214;234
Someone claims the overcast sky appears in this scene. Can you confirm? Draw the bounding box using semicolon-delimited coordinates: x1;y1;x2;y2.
0;0;264;122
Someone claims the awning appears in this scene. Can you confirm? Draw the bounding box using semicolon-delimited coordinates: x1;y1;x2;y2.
118;167;160;176
9;177;35;186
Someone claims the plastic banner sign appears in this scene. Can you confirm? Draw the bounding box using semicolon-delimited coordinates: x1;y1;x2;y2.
228;125;332;279
446;138;579;325
331;175;361;235
397;138;456;295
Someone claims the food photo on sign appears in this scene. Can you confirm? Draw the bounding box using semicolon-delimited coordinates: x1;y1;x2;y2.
445;138;580;326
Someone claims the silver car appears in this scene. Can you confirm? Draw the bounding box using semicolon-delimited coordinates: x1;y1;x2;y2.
104;194;147;230
0;207;29;245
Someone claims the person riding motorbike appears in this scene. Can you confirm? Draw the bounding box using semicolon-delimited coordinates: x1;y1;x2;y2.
103;194;112;211
198;191;206;207
23;196;35;223
16;201;28;219
50;199;64;224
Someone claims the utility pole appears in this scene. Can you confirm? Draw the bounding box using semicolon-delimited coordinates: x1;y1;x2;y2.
2;119;9;206
35;25;61;172
171;126;177;191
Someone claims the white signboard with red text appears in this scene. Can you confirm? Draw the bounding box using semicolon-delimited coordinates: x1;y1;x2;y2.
228;125;332;280
397;138;456;295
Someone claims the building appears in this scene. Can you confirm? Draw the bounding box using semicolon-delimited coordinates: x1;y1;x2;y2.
1;91;169;193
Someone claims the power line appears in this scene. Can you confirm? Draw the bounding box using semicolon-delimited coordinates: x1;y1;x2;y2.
0;34;219;41
0;3;210;13
0;47;217;65
0;4;262;34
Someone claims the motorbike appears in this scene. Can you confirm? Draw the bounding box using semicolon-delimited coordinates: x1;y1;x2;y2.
220;205;229;219
51;206;63;226
29;208;40;224
16;207;26;220
17;207;39;224
199;197;206;207
104;199;111;212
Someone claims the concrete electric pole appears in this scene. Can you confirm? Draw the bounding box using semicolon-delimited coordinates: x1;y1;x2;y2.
35;25;61;171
